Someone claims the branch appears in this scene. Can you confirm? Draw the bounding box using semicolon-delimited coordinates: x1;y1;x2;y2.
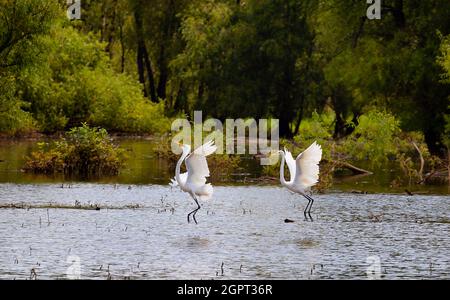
324;159;373;175
411;141;424;183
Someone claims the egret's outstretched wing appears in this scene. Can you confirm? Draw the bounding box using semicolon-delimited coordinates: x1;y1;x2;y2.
284;148;296;183
293;141;322;189
185;141;217;185
170;172;187;187
192;140;217;157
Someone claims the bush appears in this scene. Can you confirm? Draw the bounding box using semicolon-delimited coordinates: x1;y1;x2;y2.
338;109;400;165
262;108;446;190
24;124;125;176
0;77;35;135
19;23;171;135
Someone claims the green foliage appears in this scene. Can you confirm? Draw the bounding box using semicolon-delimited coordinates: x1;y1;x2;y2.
0;0;60;134
438;35;450;82
24;124;125;176
318;0;450;150
444;114;450;149
1;0;449;191
438;35;450;149
19;24;171;134
294;110;334;147
263;108;446;190
0;0;60;67
0;1;172;136
0;77;35;134
172;0;318;136
340;110;400;165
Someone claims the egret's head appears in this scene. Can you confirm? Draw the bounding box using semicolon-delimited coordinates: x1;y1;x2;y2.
262;149;283;159
177;142;191;154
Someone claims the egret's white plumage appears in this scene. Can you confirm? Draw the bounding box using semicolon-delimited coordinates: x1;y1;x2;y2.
279;141;322;218
171;140;217;223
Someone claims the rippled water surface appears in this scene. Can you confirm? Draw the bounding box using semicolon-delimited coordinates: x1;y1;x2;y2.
1;183;449;279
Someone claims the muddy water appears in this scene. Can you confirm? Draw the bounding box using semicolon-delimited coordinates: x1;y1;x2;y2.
0;184;449;279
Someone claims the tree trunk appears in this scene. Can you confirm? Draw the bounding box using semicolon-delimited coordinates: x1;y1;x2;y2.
142;45;158;102
103;0;118;58
279;116;293;139
293;99;304;136
157;43;168;100
393;0;405;28
134;7;157;102
333;112;346;139
156;0;176;100
119;21;125;73
174;82;186;112
136;43;148;98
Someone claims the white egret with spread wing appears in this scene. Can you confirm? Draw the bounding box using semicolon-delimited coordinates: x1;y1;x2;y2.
170;140;217;224
278;141;322;220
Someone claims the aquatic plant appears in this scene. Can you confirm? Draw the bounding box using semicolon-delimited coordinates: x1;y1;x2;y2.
23;123;125;176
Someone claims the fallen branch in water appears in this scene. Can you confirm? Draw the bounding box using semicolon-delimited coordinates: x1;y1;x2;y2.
324;160;373;175
0;203;142;210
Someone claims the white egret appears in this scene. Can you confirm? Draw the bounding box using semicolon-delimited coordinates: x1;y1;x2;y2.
278;141;322;220
170;140;217;224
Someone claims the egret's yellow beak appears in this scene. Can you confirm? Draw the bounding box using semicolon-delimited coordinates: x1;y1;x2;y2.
262;150;279;158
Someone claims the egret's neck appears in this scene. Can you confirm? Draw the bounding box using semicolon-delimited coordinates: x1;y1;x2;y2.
175;150;189;188
279;153;289;187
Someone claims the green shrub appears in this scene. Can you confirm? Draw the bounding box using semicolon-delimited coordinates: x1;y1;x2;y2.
24;124;125;176
338;109;401;165
0;77;35;135
19;23;171;135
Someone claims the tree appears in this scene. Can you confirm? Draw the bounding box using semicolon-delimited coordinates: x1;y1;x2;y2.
173;0;320;137
315;0;450;151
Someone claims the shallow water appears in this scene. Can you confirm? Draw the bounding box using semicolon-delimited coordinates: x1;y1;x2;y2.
0;183;449;280
1;138;448;194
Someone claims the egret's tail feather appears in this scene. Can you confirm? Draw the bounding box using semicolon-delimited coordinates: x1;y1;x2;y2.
169;172;188;188
169;177;178;187
197;183;213;201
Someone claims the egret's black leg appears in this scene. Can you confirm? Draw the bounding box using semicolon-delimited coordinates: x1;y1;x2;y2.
187;210;193;223
302;196;311;221
303;198;311;215
302;194;311;214
302;194;315;221
192;198;201;224
307;196;314;214
187;194;197;223
303;194;315;214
